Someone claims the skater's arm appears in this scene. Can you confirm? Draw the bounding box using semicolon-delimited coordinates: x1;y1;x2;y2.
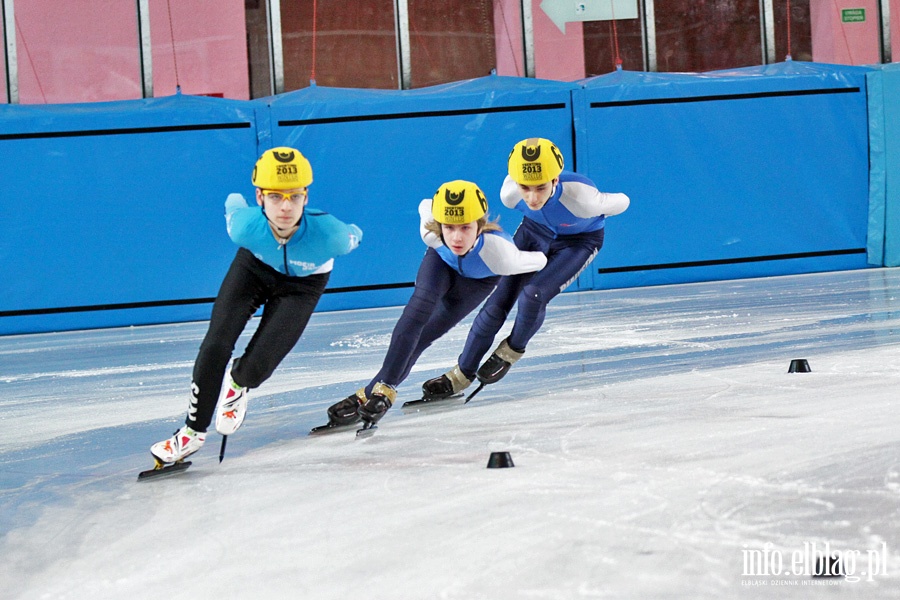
478;233;547;276
224;193;267;246
559;181;630;219
309;210;363;256
419;198;443;248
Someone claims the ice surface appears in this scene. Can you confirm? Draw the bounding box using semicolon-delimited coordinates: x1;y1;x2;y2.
1;269;899;599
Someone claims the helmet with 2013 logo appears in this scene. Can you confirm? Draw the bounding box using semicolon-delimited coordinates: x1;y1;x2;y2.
507;138;564;185
431;180;488;225
252;147;313;190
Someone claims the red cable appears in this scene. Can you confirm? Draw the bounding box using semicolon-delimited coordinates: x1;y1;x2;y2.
495;0;521;76
14;17;46;102
610;0;622;68
786;0;792;58
165;0;181;89
311;0;318;82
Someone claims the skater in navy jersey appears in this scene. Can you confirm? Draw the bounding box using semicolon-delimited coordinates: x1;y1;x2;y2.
323;180;547;429
423;138;630;400
150;147;362;465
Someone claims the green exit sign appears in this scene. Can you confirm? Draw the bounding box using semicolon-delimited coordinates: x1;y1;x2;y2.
841;8;866;22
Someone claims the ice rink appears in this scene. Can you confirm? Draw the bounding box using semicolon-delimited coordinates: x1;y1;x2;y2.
2;268;899;599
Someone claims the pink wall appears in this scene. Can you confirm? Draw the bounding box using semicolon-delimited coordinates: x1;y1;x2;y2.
893;0;900;62
531;0;586;80
149;0;249;99
810;0;881;64
494;0;525;77
0;30;5;100
15;2;141;104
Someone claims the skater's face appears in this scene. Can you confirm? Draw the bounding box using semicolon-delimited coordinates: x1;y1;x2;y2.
517;179;557;210
257;187;308;236
441;221;479;256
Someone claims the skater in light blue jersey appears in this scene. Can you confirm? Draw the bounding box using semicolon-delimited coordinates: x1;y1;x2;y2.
149;147;361;466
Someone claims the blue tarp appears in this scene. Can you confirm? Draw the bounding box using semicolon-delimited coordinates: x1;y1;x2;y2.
867;63;900;267
0;64;887;334
0;93;259;334
574;61;873;290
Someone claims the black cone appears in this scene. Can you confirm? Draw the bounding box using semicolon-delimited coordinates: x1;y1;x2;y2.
487;451;514;468
788;359;811;373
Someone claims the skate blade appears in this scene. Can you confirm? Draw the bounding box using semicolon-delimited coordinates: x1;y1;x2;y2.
137;460;192;481
355;424;377;439
309;422;359;436
401;392;464;409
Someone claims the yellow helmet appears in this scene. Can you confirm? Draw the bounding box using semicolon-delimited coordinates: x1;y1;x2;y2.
507;138;564;185
251;147;313;189
431;180;488;225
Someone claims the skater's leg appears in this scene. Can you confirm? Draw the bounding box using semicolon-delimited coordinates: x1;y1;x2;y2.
231;272;329;388
364;251;453;393
507;233;603;351
456;273;527;377
388;273;498;388
189;249;266;432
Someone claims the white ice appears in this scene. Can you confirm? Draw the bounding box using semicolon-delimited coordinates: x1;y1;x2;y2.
1;269;899;599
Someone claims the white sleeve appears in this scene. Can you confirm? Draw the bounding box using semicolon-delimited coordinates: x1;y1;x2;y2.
478;234;547;276
418;198;442;248
559;181;630;219
499;176;521;209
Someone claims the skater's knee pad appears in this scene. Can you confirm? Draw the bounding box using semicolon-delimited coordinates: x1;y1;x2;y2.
404;293;438;324
472;303;509;336
520;284;546;310
197;337;237;365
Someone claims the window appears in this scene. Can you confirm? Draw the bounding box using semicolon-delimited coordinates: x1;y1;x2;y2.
654;0;763;72
407;0;497;88
584;12;645;76
281;0;398;91
774;0;812;62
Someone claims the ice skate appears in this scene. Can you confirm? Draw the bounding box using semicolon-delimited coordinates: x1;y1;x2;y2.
358;382;397;426
327;388;367;426
215;373;249;436
421;365;472;400
476;338;524;385
150;425;206;465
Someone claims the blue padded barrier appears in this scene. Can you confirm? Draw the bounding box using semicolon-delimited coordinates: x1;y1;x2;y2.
574;61;873;290
871;63;900;267
0;93;259;334
867;67;887;265
0;63;889;335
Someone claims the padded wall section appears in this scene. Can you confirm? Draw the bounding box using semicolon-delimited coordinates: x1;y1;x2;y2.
876;64;900;267
574;62;873;290
0;95;258;334
261;76;578;311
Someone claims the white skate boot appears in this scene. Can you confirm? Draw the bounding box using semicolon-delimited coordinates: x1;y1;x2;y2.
215;374;249;435
150;425;206;465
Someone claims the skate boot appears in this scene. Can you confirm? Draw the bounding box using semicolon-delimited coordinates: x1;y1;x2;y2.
421;365;472;400
215;372;249;435
358;382;397;425
150;425;206;464
327;388;367;426
476;338;524;384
